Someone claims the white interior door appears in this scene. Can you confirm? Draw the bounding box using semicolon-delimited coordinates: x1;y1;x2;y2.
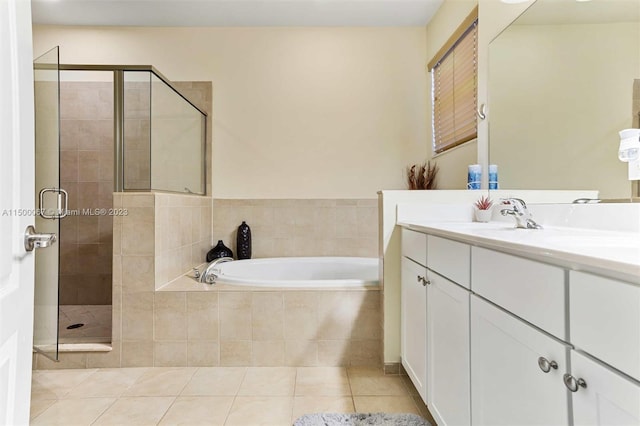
0;0;36;424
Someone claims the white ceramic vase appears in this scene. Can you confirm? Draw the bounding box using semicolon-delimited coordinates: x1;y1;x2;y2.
474;208;492;223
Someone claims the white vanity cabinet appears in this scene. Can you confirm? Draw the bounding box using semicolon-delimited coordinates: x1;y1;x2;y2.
400;229;427;401
568;271;640;425
471;295;570;426
569;350;640;425
399;223;640;426
426;271;470;426
400;230;472;425
425;236;471;426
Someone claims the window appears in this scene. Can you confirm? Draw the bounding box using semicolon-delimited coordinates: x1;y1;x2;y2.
429;7;478;154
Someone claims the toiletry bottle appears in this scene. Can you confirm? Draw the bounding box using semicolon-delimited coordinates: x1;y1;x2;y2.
468;164;481;189
489;164;498;190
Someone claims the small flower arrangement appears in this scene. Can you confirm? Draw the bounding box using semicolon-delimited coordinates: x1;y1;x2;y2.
474;195;493;222
474;195;493;211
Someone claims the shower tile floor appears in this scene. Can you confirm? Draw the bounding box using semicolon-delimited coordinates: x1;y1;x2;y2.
30;366;433;425
58;305;112;344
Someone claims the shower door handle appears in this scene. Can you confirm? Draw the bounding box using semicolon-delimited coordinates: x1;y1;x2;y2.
38;187;69;219
24;225;57;252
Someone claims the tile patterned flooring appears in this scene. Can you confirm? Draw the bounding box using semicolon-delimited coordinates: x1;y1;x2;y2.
30;366;431;425
58;305;112;344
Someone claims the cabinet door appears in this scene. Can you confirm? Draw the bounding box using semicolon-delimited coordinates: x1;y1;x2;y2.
427;272;470;426
571;351;640;425
401;256;427;402
471;296;569;426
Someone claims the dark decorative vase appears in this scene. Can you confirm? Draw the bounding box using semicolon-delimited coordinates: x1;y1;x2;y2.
206;240;233;262
236;221;252;260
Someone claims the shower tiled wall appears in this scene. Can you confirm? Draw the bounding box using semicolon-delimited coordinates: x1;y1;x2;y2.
59;81;114;305
212;199;378;258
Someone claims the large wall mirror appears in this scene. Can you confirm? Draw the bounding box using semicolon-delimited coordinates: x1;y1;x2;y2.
488;0;640;200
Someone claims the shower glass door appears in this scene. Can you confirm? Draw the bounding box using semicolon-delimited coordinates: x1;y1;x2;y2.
33;46;61;361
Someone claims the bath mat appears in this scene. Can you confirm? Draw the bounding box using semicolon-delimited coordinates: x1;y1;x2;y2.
292;412;431;426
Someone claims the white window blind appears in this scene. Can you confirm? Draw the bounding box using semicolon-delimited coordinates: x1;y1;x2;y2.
431;18;478;154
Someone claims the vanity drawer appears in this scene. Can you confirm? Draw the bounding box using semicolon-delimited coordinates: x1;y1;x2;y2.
427;236;470;289
402;228;427;266
570;271;640;381
471;247;566;340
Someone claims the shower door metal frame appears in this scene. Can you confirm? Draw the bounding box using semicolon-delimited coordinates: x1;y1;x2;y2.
59;64;208;194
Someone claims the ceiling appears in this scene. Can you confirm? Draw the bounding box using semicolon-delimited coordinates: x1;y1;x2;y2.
31;0;445;27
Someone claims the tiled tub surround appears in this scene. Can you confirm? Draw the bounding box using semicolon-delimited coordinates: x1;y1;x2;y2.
154;284;382;368
212;199;378;258
33;196;383;369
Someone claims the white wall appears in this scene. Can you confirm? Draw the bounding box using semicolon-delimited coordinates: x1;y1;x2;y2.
33;26;428;199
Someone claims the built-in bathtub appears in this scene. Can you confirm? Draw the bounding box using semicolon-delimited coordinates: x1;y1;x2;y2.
213;256;379;288
152;256;382;367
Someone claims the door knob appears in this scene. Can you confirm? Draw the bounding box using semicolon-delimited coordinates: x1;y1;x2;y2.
24;225;57;252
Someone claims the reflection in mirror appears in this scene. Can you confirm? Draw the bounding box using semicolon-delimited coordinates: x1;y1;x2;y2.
489;0;640;199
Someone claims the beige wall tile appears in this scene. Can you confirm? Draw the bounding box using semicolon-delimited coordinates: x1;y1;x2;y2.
318;340;350;367
284;292;317;340
122;194;155;208
220;293;251;341
154;341;187;367
349;340;381;367
85;343;122;369
317;291;354;340
121;256;154;293
187;341;219;367
154;292;187;341
220;341;252;366
252;292;284;340
78;150;100;182
121;207;154;256
122;292;153;341
252;341;285;366
35;352;87;370
187;292;219;340
121;341;154;367
351;291;382;340
285;340;318;367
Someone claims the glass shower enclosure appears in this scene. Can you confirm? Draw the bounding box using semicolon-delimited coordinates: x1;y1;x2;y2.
32;58;207;360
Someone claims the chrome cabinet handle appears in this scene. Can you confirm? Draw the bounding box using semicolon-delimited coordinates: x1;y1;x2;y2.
537;357;558;373
417;275;431;286
563;374;587;392
24;225;57;252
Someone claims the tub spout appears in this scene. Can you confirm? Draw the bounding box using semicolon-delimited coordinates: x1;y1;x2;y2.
198;257;234;284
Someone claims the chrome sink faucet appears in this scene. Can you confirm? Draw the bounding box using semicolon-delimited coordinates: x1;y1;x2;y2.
500;198;543;229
